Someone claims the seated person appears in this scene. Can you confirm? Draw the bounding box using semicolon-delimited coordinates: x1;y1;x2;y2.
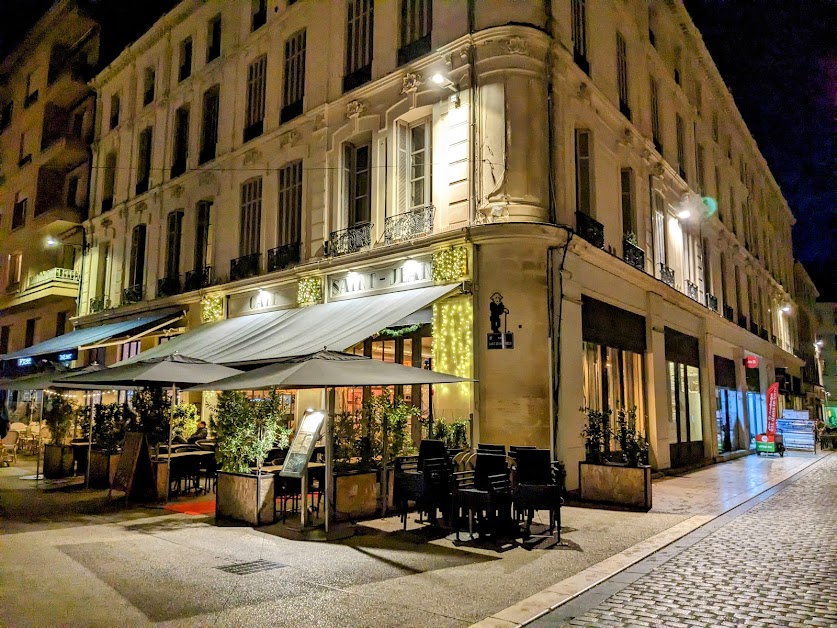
171;430;187;445
187;420;208;444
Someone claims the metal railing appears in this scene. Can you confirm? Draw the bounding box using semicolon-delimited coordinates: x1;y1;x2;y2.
622;239;645;272
122;284;143;304
723;305;734;321
27;267;80;289
576;211;605;249
383;205;434;245
185;266;212;291
267;242;301;273
738;315;748;329
659;264;675;288
157;275;182;298
230;253;261;281
685;280;699;302
327;222;372;257
89;297;110;313
705;293;718;312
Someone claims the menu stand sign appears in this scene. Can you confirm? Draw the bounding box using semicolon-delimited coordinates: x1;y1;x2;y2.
279;410;325;479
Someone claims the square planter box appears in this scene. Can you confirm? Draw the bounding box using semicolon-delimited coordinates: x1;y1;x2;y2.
43;444;74;478
579;461;652;511
216;471;275;526
334;470;381;521
88;450;121;488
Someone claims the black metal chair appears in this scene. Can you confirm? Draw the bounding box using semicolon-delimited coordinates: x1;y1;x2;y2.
452;452;511;541
394;454;452;530
476;443;507;455
512;449;563;538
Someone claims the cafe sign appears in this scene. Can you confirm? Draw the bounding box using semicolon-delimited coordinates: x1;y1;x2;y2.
227;283;297;317
328;258;432;301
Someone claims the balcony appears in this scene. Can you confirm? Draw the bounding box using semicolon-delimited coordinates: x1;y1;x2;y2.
122;284;144;305
759;327;769;341
576;211;604;249
185;266;212;291
28;267;79;290
685;280;699;302
46;60;94;108
327;223;372;257
383;205;434;245
89;297;111;314
705;293;718;312
135;178;149;196
39;131;88;171
723;305;734;322
230;253;261;281
170;159;187;179
157;275;182;298
622;238;645;272
659;264;675;288
267;242;301;273
750;321;759;336
243;120;263;143
738;315;748;330
343;64;372;93
398;34;431;66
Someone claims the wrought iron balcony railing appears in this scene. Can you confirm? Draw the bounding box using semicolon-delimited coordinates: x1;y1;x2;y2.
771;334;777;345
384;205;434;245
576;211;605;249
685;280;699;302
230;253;261;281
267;242;301;273
705;293;718;312
122;284;144;305
750;321;759;336
759;327;769;341
157;275;182;298
659;264;675;288
738;315;748;330
723;305;734;322
327;222;372;257
89;296;110;313
622;238;645;272
185;266;212;291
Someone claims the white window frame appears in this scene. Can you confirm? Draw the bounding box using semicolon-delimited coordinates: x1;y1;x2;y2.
278;161;303;246
245;55;267;131
395;119;431;214
240;177;262;256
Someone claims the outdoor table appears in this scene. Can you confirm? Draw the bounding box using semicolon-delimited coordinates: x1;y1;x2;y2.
157;451;214;497
255;462;325;473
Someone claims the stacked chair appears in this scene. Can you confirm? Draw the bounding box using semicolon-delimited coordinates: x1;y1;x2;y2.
394;439;452;530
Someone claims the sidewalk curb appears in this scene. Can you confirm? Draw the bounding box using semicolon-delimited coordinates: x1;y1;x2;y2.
471;454;830;628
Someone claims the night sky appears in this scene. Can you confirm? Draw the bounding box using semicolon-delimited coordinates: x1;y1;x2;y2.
2;1;834;298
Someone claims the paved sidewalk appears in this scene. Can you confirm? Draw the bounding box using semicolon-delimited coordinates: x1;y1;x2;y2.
0;451;827;627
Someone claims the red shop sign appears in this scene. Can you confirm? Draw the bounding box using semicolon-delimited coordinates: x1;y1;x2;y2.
744;355;759;369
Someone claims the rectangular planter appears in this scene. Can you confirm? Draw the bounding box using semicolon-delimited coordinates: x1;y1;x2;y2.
216;471;275;526
43;444;74;479
88;451;121;488
579;461;652;511
334;470;381;521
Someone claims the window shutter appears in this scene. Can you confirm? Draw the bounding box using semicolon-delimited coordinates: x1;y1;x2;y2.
396;121;408;215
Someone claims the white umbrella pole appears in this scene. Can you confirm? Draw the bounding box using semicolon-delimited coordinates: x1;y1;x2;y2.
167;384;175;501
324;387;335;534
35;391;44;484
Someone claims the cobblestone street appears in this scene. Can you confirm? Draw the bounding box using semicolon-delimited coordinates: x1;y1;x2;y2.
534;454;837;627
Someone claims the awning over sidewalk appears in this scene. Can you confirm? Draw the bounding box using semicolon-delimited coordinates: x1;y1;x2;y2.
0;312;182;363
118;284;460;367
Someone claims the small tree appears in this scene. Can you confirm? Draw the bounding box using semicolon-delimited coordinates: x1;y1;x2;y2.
129;387;171;445
90;403;129;454
213;389;286;474
615;407;648;467
581;407;612;464
42;396;75;445
172;402;199;440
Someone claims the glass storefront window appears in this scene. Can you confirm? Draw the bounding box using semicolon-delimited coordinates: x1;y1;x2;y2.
668;361;703;444
582;341;646;435
686;365;702;442
748;392;766;448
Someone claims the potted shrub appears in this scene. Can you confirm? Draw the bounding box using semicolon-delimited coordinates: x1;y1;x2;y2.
429;418;470;451
87;403;128;488
579;407;652;510
214;389;285;525
42;396;76;478
171;402;199;442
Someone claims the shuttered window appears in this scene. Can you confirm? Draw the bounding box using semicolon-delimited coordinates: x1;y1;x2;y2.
194;201;213;271
620;168;634;236
244;56;266;141
395;120;430;213
571;0;588;72
650;77;661;150
676;114;686;180
574;129;592;216
282;30;306;123
616;32;630;119
240;178;262;256
200;85;220;164
344;143;371;225
278;161;303;246
136;127;153;193
165;211;183;278
398;0;431;65
129;224;147;289
344;0;374;91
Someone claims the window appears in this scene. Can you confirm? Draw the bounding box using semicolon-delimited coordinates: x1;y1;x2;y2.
240;177;262;256
582;341;646;434
571;0;588;74
12;196;26;230
0;326;9;354
136;127;153;194
616;32;630;120
71;111;85;138
128;224;147;290
18;130;31;167
244;55;266;141
207;15;222;62
55;311;67;337
398;0;432;65
252;0;267;31
66;176;79;208
165;211;183;278
676;114;686;180
102;152;117;211
730;187;737;234
171;106;189;177
109;93;120;129
648;5;656;47
673;46;682;85
712;110;719;142
574;129;592;216
344;0;374;92
0;100;12;131
650;77;661;152
7;252;22;287
24;71;38;107
282;30;306;123
278;161;303;246
620;168;635;237
142;68;155;106
179;37;192;82
95;242;111;302
25;319;36;348
194;200;213;271
395;120;430;213
199;85;220;164
694;81;702;116
343;143;371;225
714;166;722;222
696;144;706;193
719;253;728;311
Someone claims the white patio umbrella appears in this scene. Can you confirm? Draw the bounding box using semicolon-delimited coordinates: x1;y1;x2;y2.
190;350;472;532
59;354;242;495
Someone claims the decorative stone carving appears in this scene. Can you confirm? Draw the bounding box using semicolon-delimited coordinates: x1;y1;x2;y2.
577;82;591;102
400;73;422;94
280;129;301;147
198;170;216;186
618;127;634;148
651;162;665;179
312;113;326;131
243;149;262;165
171;184;184;198
506;36;528;56
346;100;366;119
134;201;147;215
101;218;112;229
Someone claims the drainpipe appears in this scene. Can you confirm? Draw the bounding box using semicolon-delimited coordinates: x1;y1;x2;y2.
467;0;478;224
547;232;572;459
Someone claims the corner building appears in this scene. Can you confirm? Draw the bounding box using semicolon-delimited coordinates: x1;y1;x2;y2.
77;0;805;491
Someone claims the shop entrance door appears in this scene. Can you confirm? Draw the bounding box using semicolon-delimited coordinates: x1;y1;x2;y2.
716;388;741;453
669;361;704;467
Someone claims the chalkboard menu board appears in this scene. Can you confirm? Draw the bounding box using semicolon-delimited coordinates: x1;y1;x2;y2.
112;432;156;499
279;409;325;478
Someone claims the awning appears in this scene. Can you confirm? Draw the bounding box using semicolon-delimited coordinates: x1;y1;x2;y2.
118;284;460;367
0;312;182;362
